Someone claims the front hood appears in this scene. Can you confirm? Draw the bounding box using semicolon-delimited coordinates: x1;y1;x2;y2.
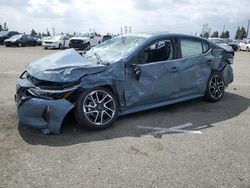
43;40;59;43
26;49;108;82
70;37;89;41
5;38;17;42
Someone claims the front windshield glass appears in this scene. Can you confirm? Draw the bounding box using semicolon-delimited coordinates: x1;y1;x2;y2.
84;36;147;64
10;35;22;39
0;31;8;36
75;33;91;37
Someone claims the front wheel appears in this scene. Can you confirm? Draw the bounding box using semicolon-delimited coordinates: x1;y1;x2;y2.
204;72;225;102
75;87;118;130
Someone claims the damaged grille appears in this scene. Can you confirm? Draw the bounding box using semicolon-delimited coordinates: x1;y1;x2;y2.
26;72;79;90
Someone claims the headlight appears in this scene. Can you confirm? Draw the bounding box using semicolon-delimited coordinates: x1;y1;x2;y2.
28;86;78;99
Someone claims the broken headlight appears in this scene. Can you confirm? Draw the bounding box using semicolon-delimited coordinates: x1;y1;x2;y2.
28;85;78;99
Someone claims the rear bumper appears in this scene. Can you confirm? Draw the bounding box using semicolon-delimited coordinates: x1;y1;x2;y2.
222;64;233;86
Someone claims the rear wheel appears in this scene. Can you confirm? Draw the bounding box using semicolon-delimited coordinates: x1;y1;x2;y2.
204;72;225;102
75;87;118;130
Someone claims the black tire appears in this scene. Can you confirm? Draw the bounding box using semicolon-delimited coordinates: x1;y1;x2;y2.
247;47;249;52
58;43;62;49
75;87;118;130
204;71;225;102
18;42;22;47
44;47;48;50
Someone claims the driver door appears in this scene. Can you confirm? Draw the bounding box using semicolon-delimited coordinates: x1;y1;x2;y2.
123;38;182;107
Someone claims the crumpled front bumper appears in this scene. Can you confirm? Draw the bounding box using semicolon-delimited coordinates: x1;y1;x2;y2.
15;77;74;134
17;97;74;134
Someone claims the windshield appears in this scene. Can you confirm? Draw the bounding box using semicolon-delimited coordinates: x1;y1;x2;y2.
75;33;92;37
84;36;147;64
51;36;63;40
0;31;8;36
10;35;22;40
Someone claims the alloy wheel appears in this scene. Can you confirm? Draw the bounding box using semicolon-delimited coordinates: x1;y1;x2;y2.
209;75;224;100
82;90;116;126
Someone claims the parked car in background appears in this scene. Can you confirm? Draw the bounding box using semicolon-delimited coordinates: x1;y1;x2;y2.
208;38;235;51
42;35;70;49
15;33;234;134
102;35;112;42
0;31;19;44
238;39;250;51
31;36;42;46
69;32;103;50
4;34;36;47
223;39;239;51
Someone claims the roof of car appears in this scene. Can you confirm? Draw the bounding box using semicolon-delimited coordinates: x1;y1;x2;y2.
124;32;207;42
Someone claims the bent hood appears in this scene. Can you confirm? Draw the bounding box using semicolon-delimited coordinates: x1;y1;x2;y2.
26;49;108;82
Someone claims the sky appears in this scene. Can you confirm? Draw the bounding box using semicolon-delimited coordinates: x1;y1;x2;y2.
0;0;249;38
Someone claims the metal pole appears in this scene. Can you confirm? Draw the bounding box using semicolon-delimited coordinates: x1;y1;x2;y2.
247;19;250;38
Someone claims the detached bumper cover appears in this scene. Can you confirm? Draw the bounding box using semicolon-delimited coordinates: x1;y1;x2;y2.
17;98;74;134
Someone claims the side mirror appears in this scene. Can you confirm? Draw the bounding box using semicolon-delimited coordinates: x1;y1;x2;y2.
131;64;141;81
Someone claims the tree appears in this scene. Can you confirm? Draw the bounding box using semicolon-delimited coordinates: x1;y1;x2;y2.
30;29;37;36
235;26;247;39
46;29;51;36
3;22;8;31
220;30;230;38
211;31;219;38
200;32;210;39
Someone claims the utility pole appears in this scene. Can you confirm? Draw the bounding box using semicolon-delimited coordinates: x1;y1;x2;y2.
247;19;250;38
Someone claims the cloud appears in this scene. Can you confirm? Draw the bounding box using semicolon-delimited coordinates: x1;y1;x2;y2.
0;0;249;37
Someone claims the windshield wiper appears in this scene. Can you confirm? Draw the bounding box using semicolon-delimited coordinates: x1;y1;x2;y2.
94;52;110;66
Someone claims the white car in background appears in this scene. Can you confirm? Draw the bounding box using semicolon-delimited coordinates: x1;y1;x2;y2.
42;35;70;49
239;39;250;52
69;32;102;50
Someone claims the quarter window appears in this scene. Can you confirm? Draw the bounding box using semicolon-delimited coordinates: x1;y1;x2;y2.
181;38;202;58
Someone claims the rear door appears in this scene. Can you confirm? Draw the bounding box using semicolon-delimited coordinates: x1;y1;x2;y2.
177;37;212;95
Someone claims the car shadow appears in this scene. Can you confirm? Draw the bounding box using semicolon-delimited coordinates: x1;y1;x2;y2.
18;92;250;146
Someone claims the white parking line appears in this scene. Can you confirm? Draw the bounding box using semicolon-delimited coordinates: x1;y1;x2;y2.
137;123;202;136
0;71;20;75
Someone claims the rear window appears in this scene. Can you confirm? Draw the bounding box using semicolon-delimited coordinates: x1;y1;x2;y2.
181;38;202;58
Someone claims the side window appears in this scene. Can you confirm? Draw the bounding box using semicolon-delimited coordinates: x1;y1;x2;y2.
202;41;210;53
139;39;174;64
181;38;202;58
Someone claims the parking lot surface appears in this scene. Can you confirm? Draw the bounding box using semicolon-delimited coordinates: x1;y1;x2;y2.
0;46;250;188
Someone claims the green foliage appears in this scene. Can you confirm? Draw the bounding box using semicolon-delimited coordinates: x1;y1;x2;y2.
220;30;230;38
211;31;219;38
235;26;247;39
200;32;210;39
3;22;8;31
30;29;37;36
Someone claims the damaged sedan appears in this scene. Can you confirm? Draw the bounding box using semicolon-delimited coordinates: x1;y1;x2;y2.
15;33;234;134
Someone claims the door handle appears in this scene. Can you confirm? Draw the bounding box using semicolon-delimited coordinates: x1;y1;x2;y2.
169;66;179;72
206;59;213;64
